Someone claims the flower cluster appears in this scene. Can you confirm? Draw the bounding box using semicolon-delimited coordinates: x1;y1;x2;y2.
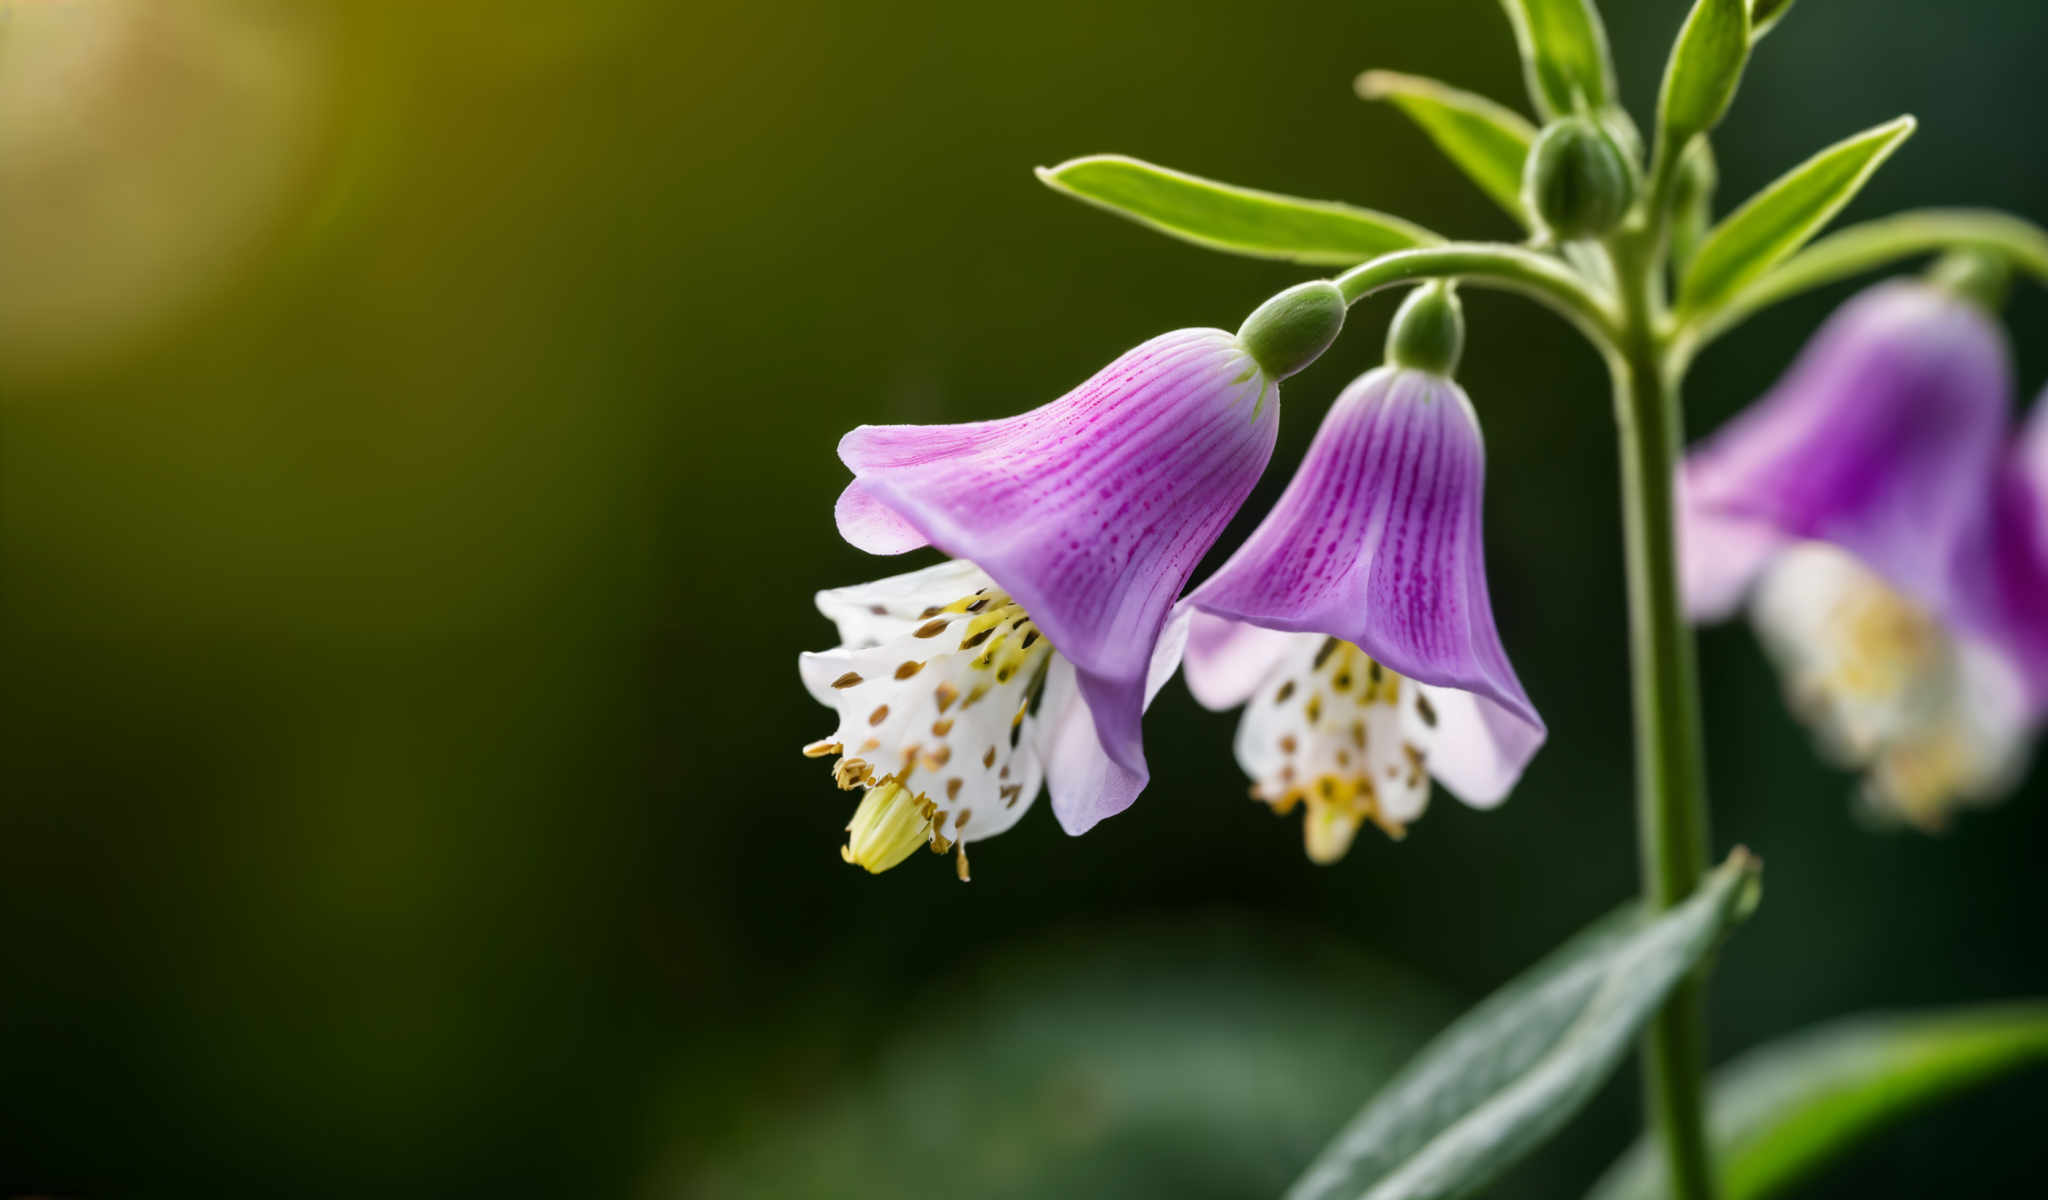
796;251;2047;875
1681;274;2048;829
799;281;1549;874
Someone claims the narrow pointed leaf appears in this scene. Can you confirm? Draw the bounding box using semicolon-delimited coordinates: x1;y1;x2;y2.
1678;115;1915;315
1588;1002;2048;1200
1693;208;2048;343
1288;851;1762;1200
1036;155;1439;266
1658;0;1751;146
1749;0;1797;40
1498;0;1618;119
1357;71;1536;223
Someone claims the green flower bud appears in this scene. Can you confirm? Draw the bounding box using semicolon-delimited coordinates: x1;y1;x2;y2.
1522;116;1636;242
1385;282;1463;377
1237;280;1346;380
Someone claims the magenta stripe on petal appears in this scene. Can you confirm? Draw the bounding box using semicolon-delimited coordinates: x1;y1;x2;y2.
1185;366;1543;741
835;328;1276;829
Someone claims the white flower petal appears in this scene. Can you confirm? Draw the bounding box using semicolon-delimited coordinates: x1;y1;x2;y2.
1405;684;1544;810
1182;610;1301;710
1751;541;1950;761
1229;631;1433;860
803;561;1053;851
813;559;991;648
1862;638;2035;830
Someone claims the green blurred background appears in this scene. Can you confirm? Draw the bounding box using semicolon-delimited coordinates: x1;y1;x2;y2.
1;0;2043;1195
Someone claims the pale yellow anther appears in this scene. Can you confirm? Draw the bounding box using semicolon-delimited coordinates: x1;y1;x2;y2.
1828;585;1941;701
1304;803;1362;865
1251;638;1428;862
808;572;1063;880
842;780;935;874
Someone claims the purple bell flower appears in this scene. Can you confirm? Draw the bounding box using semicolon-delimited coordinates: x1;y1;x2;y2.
800;284;1346;874
1179;287;1545;862
1681;281;2012;625
1679;279;2043;829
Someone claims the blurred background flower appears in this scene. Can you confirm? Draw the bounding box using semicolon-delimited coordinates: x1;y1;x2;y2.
0;1;2044;1196
0;0;330;374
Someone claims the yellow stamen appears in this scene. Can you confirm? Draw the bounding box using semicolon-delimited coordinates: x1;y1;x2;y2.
841;780;933;873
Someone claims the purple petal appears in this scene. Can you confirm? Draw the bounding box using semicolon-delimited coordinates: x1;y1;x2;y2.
1680;282;2012;622
1035;659;1147;835
837;328;1276;795
1182;610;1300;710
1185;366;1543;744
1414;682;1545;808
834;480;930;554
1033;616;1189;834
1679;501;1787;624
1974;396;2048;714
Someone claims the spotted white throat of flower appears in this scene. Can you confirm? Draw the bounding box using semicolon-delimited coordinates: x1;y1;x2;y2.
1751;541;2031;830
802;561;1056;879
1235;632;1442;864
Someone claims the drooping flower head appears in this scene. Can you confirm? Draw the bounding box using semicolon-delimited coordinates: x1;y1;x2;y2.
801;283;1347;874
1181;284;1546;862
1682;279;2012;624
1679;274;2043;828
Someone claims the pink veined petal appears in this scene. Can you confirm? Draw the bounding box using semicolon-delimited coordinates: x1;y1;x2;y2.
1678;495;1788;624
835;327;1277;808
1032;609;1193;834
834;480;931;555
1034;657;1147;835
1680;281;2012;623
1185;367;1543;751
1181;609;1300;710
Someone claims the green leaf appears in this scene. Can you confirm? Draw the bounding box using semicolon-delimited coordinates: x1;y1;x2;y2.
1036;155;1439;266
1694;208;2048;344
1357;71;1537;223
1587;1002;2048;1200
1678;115;1915;315
1288;851;1763;1200
1749;0;1797;40
1498;0;1619;119
1658;0;1750;146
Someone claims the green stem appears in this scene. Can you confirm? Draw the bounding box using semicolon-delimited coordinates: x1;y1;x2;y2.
1332;243;1620;342
1610;235;1718;1200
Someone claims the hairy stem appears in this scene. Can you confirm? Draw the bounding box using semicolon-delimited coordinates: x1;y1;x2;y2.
1610;233;1718;1200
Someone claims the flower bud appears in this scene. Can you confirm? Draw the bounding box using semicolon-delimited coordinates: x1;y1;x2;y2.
1237;280;1346;380
1385;282;1463;377
1522;116;1636;241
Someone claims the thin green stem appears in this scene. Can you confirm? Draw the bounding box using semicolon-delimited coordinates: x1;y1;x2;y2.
1332;243;1620;343
1609;232;1718;1200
